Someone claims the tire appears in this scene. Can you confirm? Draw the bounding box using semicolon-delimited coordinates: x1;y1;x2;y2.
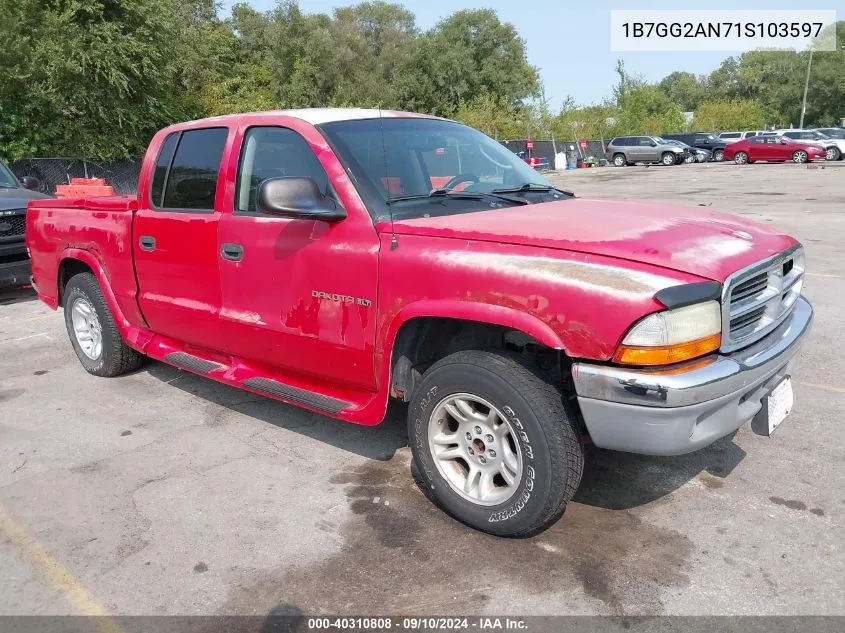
408;350;584;537
661;152;676;166
63;272;144;377
734;152;748;165
612;153;626;167
792;150;808;164
825;146;840;161
713;149;724;162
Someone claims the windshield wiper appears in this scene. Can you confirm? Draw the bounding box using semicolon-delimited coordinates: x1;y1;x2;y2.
387;189;528;205
492;183;574;196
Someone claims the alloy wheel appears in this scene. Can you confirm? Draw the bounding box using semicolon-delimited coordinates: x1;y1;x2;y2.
427;393;523;506
71;297;103;360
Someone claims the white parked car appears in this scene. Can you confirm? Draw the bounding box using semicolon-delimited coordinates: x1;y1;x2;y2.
764;129;845;161
718;130;765;144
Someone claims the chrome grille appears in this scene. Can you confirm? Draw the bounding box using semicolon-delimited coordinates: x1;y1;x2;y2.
721;245;804;352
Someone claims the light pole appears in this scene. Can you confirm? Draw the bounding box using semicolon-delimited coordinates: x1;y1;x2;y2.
799;49;813;129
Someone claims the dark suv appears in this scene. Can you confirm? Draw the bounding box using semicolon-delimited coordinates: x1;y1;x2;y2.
661;133;728;162
0;160;49;288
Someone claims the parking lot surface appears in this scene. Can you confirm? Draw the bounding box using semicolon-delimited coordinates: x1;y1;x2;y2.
1;162;843;618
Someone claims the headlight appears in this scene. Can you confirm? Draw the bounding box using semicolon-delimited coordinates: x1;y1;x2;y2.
614;301;722;366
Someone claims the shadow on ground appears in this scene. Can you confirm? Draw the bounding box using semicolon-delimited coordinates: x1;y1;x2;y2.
145;359;745;511
145;361;408;461
0;286;37;306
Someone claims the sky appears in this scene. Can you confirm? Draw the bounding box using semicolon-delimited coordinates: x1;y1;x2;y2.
221;0;843;109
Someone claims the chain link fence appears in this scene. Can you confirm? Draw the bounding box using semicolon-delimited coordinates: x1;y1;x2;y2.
8;158;142;196
8;142;610;198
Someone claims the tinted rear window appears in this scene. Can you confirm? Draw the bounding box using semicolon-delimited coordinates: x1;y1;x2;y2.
150;133;179;208
721;132;741;139
162;128;228;210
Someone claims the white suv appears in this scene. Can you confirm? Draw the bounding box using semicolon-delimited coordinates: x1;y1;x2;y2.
765;130;845;161
718;130;765;144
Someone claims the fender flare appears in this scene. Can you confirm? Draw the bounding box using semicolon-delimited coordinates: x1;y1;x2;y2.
378;299;567;379
57;248;151;350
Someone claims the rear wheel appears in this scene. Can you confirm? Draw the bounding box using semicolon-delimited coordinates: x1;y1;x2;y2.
825;146;840;161
713;149;725;162
734;152;749;165
612;153;626;167
792;150;808;164
661;152;676;166
63;272;144;377
408;350;584;537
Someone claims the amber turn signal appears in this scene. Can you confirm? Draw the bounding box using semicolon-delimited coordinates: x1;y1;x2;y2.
613;333;722;366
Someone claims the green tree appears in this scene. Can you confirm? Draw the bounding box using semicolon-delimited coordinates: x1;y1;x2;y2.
0;0;184;161
658;71;705;112
692;99;766;132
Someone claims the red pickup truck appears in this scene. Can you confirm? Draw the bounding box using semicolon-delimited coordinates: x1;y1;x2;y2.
26;109;813;536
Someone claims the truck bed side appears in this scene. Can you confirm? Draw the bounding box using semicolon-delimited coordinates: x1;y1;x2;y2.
26;195;148;333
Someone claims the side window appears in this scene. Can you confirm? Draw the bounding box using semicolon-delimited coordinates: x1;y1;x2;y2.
721;132;740;139
150;133;179;207
746;131;757;138
235;126;329;214
748;137;764;144
161;128;229;211
638;137;653;146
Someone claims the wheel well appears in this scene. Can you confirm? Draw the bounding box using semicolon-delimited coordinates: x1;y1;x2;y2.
58;259;93;304
389;317;573;403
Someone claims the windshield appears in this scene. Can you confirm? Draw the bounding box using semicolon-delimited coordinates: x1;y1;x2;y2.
0;161;20;188
318;117;558;221
820;128;845;139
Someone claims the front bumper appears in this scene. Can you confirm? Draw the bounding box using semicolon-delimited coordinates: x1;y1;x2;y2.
0;258;31;288
572;297;813;456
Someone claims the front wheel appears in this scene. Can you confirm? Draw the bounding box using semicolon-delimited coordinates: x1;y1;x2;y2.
713;149;724;162
661;152;676;166
825;146;841;161
734;152;748;164
63;272;145;377
792;150;808;163
408;350;584;537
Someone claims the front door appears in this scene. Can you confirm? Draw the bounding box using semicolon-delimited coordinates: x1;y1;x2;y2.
133;127;231;349
216;123;380;390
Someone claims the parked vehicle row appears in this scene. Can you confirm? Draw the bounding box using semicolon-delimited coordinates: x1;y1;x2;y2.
606;128;844;167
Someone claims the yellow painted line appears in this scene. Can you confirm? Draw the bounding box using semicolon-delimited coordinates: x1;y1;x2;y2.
797;381;845;395
0;503;123;632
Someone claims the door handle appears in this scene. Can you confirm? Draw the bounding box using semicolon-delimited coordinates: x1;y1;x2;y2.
221;242;244;262
139;236;156;251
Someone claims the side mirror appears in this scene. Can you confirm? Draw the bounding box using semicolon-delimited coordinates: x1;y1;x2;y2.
649;140;657;146
257;177;345;221
20;176;40;190
780;137;789;144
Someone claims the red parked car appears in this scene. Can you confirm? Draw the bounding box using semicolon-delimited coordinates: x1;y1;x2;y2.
26;109;813;536
724;135;826;164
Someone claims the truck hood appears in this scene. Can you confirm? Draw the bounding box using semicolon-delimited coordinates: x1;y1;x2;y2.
0;188;51;209
388;198;797;282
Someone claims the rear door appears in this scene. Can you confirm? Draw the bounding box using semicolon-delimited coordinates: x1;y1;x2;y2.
133;127;232;349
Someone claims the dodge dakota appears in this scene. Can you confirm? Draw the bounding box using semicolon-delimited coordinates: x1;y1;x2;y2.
26;109;813;536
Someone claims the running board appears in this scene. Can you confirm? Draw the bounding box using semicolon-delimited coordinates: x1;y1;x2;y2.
242;377;350;414
164;352;226;375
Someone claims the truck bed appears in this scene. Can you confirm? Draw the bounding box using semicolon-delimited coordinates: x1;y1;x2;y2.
25;195;146;329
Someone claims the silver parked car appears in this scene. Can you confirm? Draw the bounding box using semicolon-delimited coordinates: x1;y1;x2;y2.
605;136;686;166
